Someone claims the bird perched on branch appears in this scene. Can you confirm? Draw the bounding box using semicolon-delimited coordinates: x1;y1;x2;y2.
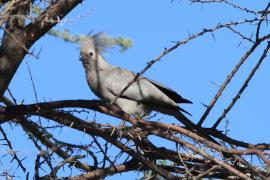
79;33;204;133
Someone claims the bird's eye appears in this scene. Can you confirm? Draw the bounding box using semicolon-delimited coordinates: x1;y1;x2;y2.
89;51;94;57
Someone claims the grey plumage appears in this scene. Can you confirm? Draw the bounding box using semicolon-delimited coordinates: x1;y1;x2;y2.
79;33;218;143
80;33;191;116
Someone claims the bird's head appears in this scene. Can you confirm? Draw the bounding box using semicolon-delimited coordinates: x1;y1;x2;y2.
79;33;114;64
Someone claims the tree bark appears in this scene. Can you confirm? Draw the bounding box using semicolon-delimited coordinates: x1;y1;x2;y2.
0;0;83;96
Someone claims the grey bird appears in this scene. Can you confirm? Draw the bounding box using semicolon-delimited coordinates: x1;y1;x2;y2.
79;33;211;137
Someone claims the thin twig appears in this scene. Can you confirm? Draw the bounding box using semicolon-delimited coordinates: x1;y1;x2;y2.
26;61;39;103
213;41;270;128
176;143;193;178
111;18;259;104
0;126;27;173
53;155;85;176
197;39;264;127
91;135;118;172
256;2;270;40
193;165;221;179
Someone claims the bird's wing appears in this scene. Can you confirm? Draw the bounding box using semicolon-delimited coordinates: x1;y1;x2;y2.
104;67;184;110
145;78;192;104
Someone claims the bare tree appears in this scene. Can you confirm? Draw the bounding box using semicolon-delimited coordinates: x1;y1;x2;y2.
0;1;270;179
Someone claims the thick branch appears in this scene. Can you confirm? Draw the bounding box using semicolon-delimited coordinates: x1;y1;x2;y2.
0;0;82;96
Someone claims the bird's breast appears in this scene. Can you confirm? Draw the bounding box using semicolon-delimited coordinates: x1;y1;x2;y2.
86;69;105;98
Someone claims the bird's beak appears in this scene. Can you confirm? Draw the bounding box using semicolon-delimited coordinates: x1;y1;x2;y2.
79;55;83;61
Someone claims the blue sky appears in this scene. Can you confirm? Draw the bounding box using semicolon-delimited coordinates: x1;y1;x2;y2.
2;0;270;179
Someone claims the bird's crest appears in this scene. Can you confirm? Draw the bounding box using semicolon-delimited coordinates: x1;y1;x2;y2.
81;33;115;53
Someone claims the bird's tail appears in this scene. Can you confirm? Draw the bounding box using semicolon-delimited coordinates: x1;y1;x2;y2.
179;107;192;116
